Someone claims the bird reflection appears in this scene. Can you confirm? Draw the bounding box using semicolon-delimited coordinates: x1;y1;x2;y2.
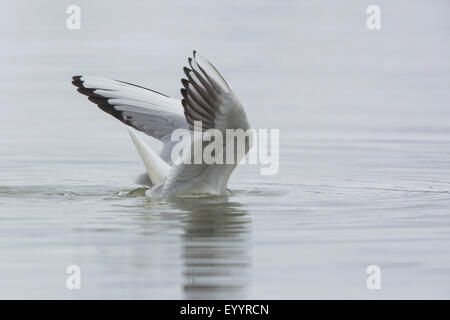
168;196;251;299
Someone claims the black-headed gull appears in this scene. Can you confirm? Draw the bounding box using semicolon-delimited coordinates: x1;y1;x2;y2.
72;51;252;199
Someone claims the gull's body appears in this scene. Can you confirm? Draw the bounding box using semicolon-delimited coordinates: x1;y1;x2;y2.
72;52;251;199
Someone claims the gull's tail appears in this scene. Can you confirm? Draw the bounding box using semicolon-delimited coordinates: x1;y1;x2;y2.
127;129;170;186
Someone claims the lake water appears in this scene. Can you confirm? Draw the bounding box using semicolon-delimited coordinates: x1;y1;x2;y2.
0;0;449;299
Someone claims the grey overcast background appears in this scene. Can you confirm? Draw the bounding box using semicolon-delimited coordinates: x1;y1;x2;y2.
0;1;449;299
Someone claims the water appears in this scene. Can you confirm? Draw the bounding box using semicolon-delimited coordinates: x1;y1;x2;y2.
1;0;449;299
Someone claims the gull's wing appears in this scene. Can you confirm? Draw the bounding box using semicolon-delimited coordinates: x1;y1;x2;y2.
180;51;249;133
153;51;251;198
72;76;187;163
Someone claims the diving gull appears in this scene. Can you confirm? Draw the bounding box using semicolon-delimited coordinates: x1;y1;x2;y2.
72;51;252;199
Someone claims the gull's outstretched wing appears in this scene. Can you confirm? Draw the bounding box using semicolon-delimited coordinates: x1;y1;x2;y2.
72;76;187;163
180;52;249;133
151;51;251;198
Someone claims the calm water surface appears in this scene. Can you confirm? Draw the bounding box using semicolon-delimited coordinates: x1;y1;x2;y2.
0;1;449;299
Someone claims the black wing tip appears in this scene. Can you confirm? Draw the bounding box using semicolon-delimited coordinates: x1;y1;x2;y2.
89;100;132;124
70;75;133;127
77;87;98;97
96;103;114;113
181;78;189;87
183;66;192;76
91;99;119;116
180;88;188;98
87;96;102;104
71;77;103;99
72;76;170;99
72;75;84;88
181;99;188;109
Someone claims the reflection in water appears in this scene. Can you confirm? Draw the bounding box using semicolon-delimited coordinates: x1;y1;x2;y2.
169;196;251;299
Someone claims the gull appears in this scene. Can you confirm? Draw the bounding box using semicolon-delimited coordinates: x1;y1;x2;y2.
72;51;252;199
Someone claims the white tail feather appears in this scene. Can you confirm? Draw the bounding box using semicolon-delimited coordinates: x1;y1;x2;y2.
127;129;170;185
